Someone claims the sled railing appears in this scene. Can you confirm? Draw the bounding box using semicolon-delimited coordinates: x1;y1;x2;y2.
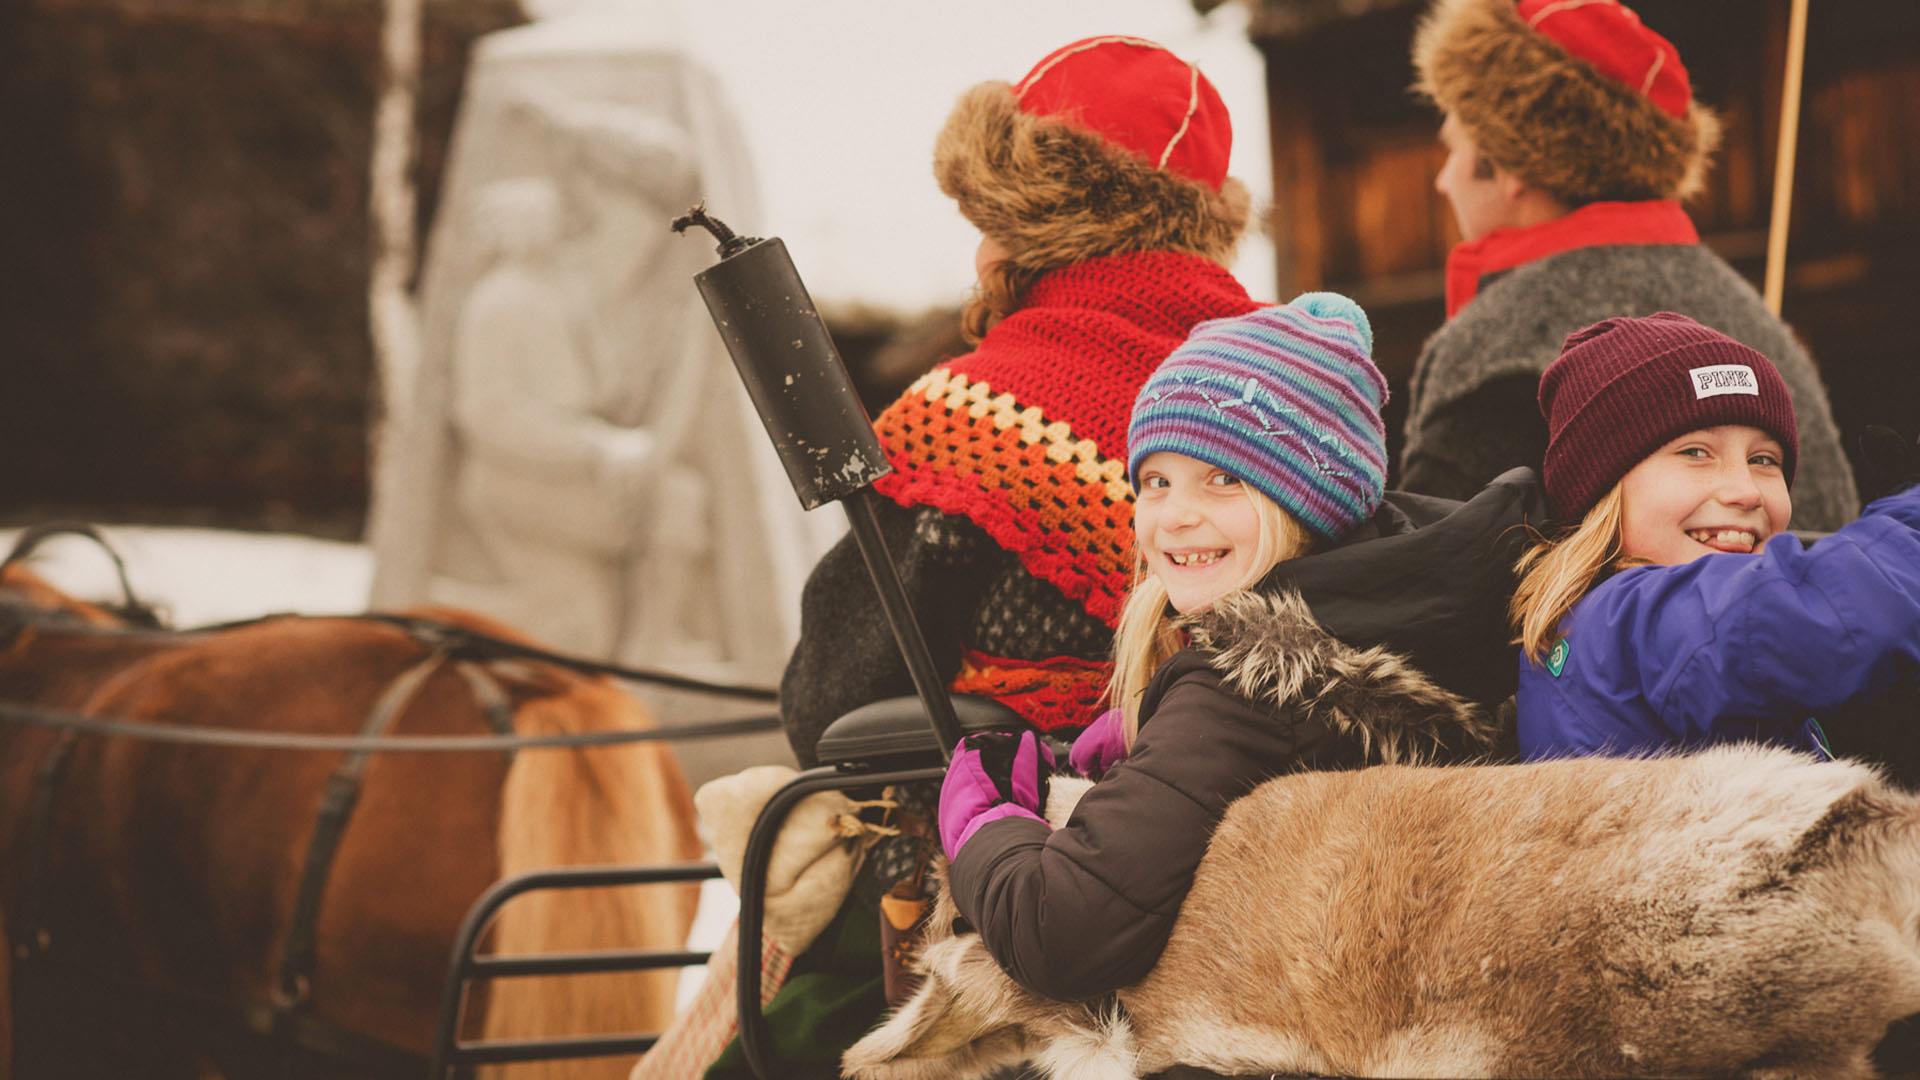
429;862;723;1073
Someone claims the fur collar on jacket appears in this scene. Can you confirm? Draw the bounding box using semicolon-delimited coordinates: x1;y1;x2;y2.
1182;587;1497;765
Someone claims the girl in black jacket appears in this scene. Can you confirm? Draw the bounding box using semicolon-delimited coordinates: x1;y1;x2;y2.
936;294;1538;1002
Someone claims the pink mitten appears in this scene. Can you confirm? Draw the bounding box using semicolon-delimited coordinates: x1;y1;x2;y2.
938;730;1053;858
1069;707;1128;779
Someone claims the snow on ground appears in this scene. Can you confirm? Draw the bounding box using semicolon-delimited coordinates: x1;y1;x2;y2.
0;523;738;1014
0;525;374;626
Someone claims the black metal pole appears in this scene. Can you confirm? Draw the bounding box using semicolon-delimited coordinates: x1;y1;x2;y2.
841;490;966;756
678;206;966;761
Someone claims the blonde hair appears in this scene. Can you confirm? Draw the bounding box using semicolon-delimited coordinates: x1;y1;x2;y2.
1510;485;1645;662
1108;486;1313;747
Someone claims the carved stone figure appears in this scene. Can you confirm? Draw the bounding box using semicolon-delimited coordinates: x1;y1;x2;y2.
368;13;838;778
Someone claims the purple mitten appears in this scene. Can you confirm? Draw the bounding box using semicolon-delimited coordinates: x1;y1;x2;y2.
938;730;1054;859
1069;708;1129;779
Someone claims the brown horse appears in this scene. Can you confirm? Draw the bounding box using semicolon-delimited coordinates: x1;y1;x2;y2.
0;562;704;1078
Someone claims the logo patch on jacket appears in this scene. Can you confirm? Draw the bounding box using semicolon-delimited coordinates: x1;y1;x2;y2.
1689;364;1759;399
1546;638;1570;677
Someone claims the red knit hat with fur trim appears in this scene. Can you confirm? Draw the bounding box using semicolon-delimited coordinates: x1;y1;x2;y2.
1414;0;1721;203
936;36;1250;277
1014;36;1232;190
1540;312;1799;521
1520;0;1689;120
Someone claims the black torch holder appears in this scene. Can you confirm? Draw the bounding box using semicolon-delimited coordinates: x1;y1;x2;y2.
676;206;965;762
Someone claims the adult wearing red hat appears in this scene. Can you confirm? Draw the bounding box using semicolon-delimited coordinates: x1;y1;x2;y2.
782;36;1260;764
1400;0;1858;530
718;36;1261;1078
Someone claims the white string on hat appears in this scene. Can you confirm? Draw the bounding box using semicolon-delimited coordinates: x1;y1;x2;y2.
1011;35;1203;173
1525;0;1622;29
1158;64;1202;171
1523;0;1664;107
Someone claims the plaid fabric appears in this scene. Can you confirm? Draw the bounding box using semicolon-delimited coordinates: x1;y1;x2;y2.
702;907;886;1080
629;922;793;1080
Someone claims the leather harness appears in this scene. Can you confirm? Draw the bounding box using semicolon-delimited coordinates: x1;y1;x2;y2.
0;524;774;1073
9;625;518;1075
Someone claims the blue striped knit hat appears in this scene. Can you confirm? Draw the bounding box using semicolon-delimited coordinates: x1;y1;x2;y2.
1127;292;1389;540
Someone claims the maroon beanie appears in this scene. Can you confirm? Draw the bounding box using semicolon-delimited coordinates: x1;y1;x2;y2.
1539;312;1799;521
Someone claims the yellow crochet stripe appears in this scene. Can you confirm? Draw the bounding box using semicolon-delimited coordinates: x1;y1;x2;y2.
908;369;1134;504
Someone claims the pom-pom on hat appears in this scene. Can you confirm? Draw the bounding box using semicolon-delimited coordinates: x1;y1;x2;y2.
1413;0;1722;204
1128;293;1389;541
1540;312;1800;521
935;35;1250;278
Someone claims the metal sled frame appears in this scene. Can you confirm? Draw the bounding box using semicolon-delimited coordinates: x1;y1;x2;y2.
431;211;997;1079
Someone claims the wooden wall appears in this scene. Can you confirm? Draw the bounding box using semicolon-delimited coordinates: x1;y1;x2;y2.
1256;0;1920;485
0;0;521;533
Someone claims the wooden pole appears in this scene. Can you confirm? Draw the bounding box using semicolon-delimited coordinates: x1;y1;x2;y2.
1763;0;1811;317
369;0;423;420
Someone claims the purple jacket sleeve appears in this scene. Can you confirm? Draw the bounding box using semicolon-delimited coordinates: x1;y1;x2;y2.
1579;488;1920;739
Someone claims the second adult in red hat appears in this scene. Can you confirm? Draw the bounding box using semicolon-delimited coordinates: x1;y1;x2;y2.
1414;0;1721;204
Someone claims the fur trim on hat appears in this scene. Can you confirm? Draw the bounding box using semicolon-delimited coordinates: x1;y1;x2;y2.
1413;0;1722;204
935;82;1251;276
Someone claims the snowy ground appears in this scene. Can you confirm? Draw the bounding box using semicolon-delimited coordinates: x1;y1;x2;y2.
0;523;738;1013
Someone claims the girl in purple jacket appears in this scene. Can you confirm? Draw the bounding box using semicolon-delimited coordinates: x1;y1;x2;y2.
1511;312;1920;761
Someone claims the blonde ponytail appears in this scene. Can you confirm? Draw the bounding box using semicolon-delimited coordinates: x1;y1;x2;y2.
1511;485;1641;662
1108;486;1313;746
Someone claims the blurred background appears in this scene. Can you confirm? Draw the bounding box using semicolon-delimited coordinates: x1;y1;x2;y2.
2;0;1914;1051
0;0;1272;538
0;0;1913;594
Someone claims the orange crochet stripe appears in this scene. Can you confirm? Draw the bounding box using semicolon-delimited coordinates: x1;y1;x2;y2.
952;651;1111;733
875;369;1136;624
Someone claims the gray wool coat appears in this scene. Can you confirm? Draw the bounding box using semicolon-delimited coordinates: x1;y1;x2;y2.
1400;242;1859;531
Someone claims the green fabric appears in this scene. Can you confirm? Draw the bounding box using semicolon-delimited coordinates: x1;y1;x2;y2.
703;902;885;1080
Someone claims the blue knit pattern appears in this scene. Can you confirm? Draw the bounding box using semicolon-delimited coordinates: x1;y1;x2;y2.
1126;292;1389;540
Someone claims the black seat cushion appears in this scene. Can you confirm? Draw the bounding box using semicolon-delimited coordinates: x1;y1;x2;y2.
815;694;1024;770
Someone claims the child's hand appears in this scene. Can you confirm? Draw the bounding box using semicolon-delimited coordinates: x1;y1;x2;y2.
1069;708;1129;780
938;730;1053;859
1859;426;1920;503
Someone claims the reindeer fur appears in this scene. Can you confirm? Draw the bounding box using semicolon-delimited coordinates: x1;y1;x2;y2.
846;745;1920;1078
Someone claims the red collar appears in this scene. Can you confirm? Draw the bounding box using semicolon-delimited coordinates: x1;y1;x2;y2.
1445;200;1700;317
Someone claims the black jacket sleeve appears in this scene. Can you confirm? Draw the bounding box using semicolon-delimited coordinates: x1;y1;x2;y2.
947;651;1333;1001
778;502;1007;767
1399;374;1546;503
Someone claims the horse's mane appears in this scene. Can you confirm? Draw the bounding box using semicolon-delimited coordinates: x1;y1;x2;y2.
0;563;131;631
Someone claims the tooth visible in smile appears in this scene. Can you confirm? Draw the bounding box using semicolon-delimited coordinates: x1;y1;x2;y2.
1169;551;1226;567
1686;528;1758;551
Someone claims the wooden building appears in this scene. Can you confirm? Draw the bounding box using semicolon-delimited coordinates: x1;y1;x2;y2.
0;0;521;532
1222;0;1920;483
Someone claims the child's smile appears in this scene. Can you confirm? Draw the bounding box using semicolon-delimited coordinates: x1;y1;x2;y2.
1683;526;1759;554
1165;549;1228;567
1134;452;1264;614
1619;425;1792;565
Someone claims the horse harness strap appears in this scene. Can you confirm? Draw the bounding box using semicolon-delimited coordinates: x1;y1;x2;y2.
9;729;79;964
8;644;511;1076
455;659;520;737
272;648;485;1018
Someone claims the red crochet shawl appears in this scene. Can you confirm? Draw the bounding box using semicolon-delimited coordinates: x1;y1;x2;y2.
874;250;1259;628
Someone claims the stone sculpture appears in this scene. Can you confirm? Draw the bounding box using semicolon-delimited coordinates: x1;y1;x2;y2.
368;12;839;779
